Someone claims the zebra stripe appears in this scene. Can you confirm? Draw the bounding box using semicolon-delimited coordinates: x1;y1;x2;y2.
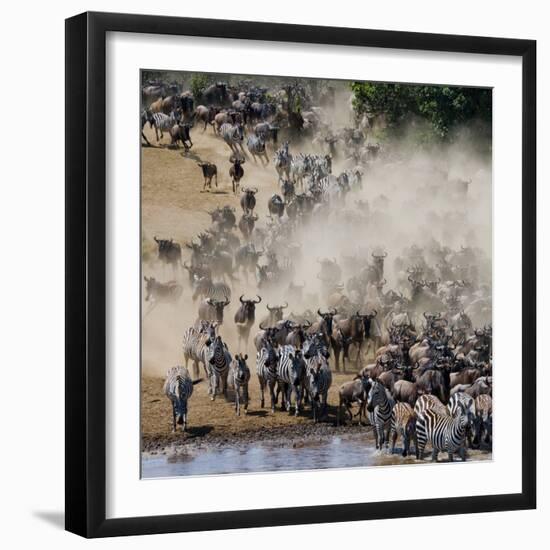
192;277;231;302
256;343;279;411
367;380;395;449
277;345;305;415
163;366;194;432
389;401;417;457
229;354;250;416
152;111;180;140
416;407;469;462
305;353;332;423
204;335;232;401
182;322;216;378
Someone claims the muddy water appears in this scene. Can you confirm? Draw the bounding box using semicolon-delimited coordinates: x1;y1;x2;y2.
142;435;492;478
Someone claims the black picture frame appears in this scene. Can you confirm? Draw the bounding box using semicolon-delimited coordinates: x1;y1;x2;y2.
65;11;536;538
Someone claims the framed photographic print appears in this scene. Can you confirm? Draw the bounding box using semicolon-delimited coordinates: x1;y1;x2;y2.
65;11;536;538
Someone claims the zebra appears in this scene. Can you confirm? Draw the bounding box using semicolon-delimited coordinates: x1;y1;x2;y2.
305;353;332;423
229;353;250;416
204;335;232;401
246;135;269;165
163;366;201;432
191;275;231;303
448;391;477;447
276;345;305;416
274;141;292;182
220;122;246;155
389;401;417;457
182;321;217;378
366;380;395;450
256;341;279;412
416;405;469;462
151;110;181;142
290;154;312;189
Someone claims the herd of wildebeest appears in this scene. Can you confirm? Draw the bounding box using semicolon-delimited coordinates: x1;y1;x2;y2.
142;76;492;462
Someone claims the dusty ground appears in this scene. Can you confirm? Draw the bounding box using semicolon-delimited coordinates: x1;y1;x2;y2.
142;371;364;452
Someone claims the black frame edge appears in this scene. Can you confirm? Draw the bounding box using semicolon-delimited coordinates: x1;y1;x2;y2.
65;11;537;538
65;11;89;538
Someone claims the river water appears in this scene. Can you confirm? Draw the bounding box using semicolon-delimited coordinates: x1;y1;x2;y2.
142;435;492;478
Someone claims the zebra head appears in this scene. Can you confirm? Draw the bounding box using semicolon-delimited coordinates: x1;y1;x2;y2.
366;380;386;412
233;353;249;383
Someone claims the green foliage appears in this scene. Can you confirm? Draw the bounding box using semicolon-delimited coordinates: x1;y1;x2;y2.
351;81;492;145
190;73;210;101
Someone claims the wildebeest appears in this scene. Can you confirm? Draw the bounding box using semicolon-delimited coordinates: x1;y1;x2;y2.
234;295;262;350
143;276;183;316
229;154;245;194
194;105;218;131
337;376;371;426
198;297;230;324
153;236;182;270
240;187;258;214
197;161;218;191
268;194;285;218
238;213;258;240
169;121;193;150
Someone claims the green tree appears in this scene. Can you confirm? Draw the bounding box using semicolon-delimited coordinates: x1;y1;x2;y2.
351;81;492;144
190;73;210;101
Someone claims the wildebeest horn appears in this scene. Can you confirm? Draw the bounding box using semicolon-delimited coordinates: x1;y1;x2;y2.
302;320;312;328
282;302;288;309
259;322;267;330
370;310;378;317
267;304;273;311
330;308;338;315
317;308;324;316
254;295;262;303
239;294;245;303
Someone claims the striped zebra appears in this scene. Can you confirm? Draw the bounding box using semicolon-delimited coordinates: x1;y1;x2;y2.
220;122;245;155
416;405;469;462
277;345;305;416
289;154;311;189
413;393;449;455
152;111;180;142
305;353;332;423
474;393;492;447
389;402;417;457
246;135;269;165
163;366;201;432
274;141;292;182
256;341;279;411
191;275;231;303
366;380;395;449
448;391;476;447
204;335;232;401
182;321;217;378
229;353;250;416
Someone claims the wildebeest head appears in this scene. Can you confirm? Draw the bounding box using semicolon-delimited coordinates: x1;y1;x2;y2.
235;295;262;323
266;302;288;323
143;276;157;301
317;308;337;335
206;297;230;323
